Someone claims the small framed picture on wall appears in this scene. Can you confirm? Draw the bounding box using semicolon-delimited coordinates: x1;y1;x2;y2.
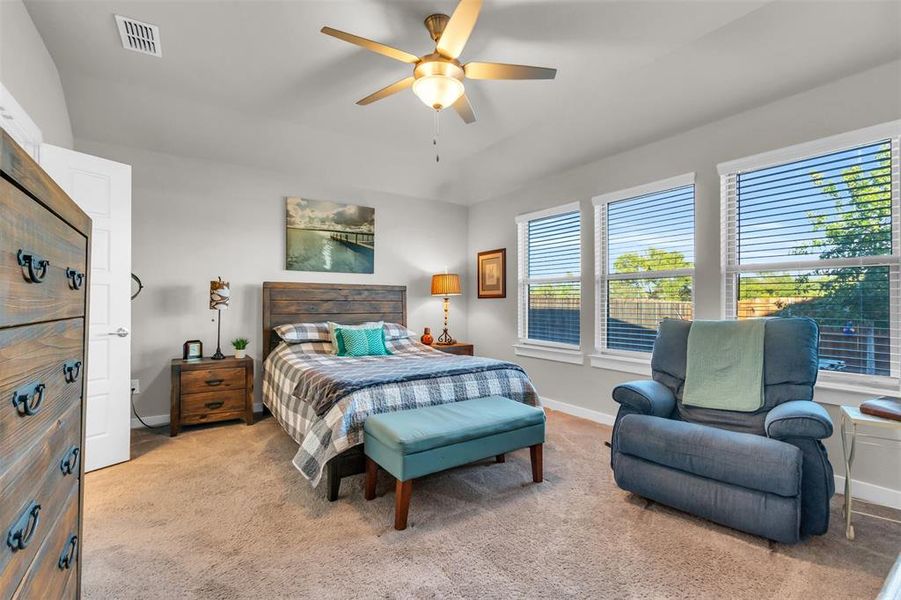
477;248;506;299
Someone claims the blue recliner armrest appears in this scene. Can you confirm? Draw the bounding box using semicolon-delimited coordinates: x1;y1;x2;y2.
765;401;833;440
612;380;675;418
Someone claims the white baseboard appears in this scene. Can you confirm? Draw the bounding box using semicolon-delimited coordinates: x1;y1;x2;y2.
541;396;901;510
541;396;615;426
833;474;901;510
131;402;263;429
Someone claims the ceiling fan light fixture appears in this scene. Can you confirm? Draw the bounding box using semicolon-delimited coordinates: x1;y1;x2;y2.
413;59;465;110
413;75;464;110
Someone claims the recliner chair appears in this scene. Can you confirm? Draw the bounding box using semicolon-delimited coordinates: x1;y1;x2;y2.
610;317;834;544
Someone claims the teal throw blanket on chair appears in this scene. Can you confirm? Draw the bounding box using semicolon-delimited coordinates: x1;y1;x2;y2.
683;319;766;412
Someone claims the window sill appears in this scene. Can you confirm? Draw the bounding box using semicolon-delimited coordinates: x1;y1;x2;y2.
513;343;584;365
814;372;901;400
589;353;652;376
589;353;899;404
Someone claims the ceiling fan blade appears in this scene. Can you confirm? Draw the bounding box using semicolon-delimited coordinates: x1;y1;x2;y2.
452;94;476;124
464;62;557;80
321;27;419;64
436;0;482;60
356;77;415;106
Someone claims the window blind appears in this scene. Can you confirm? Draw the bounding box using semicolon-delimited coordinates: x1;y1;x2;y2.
517;205;581;347
595;179;695;353
722;136;901;381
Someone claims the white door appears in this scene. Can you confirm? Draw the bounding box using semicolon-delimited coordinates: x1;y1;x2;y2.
40;144;132;472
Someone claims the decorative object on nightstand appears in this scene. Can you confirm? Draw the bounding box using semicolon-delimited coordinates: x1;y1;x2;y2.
477;248;506;298
420;327;434;345
431;272;461;344
232;337;249;359
183;339;203;360
431;342;473;356
209;277;230;360
170;355;254;436
839;401;901;540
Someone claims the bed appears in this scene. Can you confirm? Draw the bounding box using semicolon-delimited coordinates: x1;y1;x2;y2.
260;282;540;500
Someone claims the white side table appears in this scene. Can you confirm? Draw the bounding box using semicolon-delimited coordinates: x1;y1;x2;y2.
839;404;901;540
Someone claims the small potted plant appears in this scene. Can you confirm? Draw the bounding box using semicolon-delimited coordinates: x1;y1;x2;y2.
231;337;249;359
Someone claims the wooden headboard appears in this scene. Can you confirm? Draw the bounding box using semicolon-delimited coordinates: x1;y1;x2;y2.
262;282;407;359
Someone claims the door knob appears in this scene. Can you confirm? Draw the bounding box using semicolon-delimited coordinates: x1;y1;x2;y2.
108;327;129;338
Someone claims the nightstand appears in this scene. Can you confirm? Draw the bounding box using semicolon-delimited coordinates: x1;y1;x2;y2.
170;356;254;436
431;342;474;356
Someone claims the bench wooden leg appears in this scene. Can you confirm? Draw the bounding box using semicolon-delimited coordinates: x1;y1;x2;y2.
496;454;506;463
530;444;543;483
364;457;378;501
395;479;413;530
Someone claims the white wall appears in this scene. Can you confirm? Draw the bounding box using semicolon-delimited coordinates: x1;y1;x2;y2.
77;139;469;421
0;0;72;148
466;60;901;504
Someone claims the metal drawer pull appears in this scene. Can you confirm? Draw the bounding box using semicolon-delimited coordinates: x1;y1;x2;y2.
205;379;225;386
17;250;50;283
65;267;85;290
6;501;41;552
204;401;225;410
60;446;80;476
11;382;45;416
58;534;78;570
63;360;82;384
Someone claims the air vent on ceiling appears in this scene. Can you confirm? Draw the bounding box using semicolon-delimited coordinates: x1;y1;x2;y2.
115;15;161;57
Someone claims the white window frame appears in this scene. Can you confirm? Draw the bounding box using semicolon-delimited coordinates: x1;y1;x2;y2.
590;173;696;372
514;201;583;364
719;120;901;394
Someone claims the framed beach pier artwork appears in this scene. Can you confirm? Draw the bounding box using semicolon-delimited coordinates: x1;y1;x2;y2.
285;197;375;273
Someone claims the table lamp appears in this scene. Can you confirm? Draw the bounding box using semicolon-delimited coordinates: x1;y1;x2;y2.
210;277;230;360
431;273;461;345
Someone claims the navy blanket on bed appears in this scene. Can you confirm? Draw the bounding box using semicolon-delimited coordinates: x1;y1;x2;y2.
295;354;527;417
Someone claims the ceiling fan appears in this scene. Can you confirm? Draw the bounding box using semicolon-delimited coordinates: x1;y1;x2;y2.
321;0;557;124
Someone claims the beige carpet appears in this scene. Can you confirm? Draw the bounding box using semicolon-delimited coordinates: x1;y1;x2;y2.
82;410;900;599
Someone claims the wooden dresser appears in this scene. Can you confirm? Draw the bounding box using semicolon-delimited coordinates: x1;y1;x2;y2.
1;131;90;599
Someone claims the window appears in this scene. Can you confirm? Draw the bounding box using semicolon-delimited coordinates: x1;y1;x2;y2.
516;202;581;351
593;174;695;356
720;124;900;385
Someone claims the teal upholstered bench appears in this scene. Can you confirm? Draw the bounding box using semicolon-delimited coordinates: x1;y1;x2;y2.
363;396;546;530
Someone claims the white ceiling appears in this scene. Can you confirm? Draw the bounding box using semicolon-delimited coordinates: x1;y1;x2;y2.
25;0;901;205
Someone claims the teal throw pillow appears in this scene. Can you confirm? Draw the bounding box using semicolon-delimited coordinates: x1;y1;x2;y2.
337;327;390;357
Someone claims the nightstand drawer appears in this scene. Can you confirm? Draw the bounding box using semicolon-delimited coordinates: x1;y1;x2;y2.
181;390;246;421
180;367;246;394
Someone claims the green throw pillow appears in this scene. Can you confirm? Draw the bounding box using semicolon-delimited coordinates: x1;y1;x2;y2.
337;327;390;357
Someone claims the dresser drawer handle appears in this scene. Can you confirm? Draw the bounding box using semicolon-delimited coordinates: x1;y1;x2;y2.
17;250;50;283
65;267;85;290
204;401;225;410
11;382;45;416
6;501;41;552
205;379;225;386
58;534;78;570
63;360;82;384
60;446;80;476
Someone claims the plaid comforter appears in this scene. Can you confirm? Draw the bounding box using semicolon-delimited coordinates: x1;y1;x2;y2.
262;338;540;487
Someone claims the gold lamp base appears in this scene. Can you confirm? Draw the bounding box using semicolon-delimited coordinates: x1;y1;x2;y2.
436;296;456;344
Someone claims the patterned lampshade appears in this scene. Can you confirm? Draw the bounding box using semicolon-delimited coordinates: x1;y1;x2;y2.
431;273;461;297
209;277;230;310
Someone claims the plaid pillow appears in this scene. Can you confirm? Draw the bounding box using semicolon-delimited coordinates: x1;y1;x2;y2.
383;322;413;341
273;322;331;343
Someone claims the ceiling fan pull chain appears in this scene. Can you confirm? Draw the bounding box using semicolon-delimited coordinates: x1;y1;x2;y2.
433;109;440;163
